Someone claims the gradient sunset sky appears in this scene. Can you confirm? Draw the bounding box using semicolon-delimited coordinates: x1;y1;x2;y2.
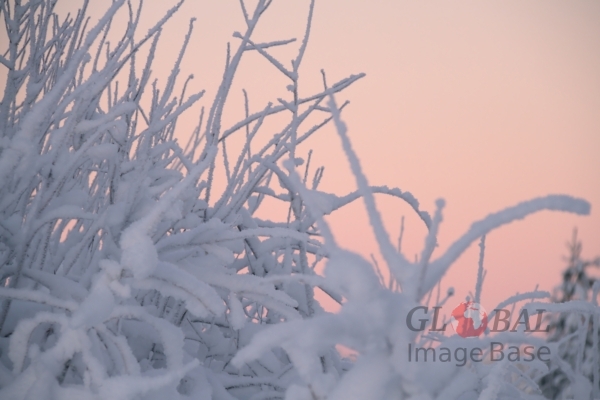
59;0;600;312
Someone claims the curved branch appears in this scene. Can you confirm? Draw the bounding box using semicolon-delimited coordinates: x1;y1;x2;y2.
419;195;590;300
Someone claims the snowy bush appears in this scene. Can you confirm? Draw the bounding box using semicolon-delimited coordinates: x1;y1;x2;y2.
0;0;596;399
0;0;362;398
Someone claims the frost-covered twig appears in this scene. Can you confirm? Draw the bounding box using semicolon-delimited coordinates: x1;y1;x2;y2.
420;195;590;300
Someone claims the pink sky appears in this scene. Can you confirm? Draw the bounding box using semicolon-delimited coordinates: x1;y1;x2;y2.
59;0;600;313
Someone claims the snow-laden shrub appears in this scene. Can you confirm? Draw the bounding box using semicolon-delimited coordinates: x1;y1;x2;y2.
0;0;370;398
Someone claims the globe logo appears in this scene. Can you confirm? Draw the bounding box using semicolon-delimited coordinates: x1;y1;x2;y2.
450;301;488;338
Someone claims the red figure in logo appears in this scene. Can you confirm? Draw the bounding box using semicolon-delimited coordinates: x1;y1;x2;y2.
450;301;488;338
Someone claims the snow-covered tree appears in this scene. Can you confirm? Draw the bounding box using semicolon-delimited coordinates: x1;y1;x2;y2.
539;229;600;399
